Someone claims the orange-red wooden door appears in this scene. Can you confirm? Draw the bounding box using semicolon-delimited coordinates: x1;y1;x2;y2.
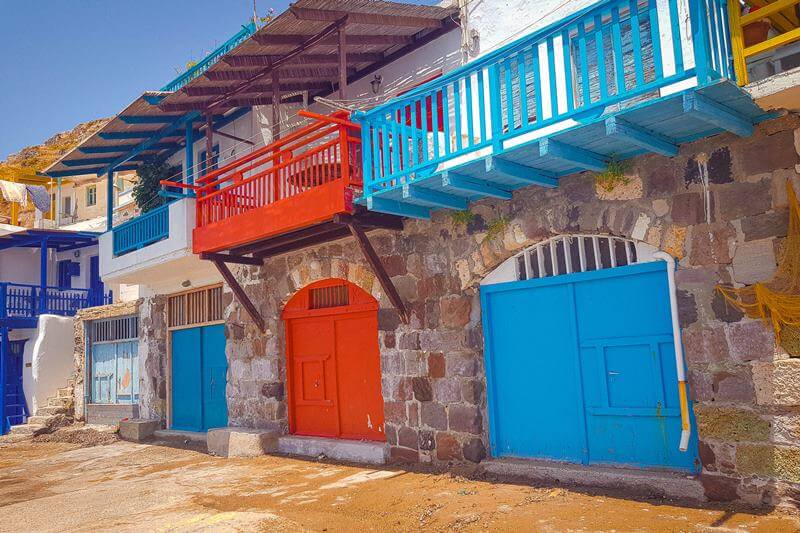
284;280;385;441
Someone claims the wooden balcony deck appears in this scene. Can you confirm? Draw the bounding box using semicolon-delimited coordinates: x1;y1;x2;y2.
180;111;365;254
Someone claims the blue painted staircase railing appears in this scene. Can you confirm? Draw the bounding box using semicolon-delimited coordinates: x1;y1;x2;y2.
112;202;171;256
354;0;755;218
0;283;111;321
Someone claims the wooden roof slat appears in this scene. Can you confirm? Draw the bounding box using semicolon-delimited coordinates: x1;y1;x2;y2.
223;52;383;67
183;81;332;97
160;95;305;113
289;6;445;28
204;66;354;82
252;33;412;46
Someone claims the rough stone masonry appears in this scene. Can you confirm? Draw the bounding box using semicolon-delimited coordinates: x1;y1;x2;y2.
119;112;800;507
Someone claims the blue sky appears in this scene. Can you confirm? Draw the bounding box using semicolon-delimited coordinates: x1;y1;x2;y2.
0;1;287;160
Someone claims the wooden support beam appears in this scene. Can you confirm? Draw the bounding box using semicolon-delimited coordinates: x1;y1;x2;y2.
204;66;354;82
119;115;183;125
183;82;331;97
223;53;383;67
338;25;347;99
683;92;754;137
205;113;213;171
402;184;467;210
78;143;178;154
484;156;558;187
255;227;352;259
604;117;678;157
211;260;266;332
253;33;412;46
346;221;409;324
333;212;404;231
211;129;255;146
98;131;154;140
538;139;608;171
441;171;512;199
204;17;349;113
272;70;281;141
200;252;262;265
290;7;444;28
160;95;303;113
233;223;346;256
366;196;431;219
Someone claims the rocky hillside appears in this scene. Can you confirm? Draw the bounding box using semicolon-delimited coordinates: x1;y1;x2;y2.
0;118;109;225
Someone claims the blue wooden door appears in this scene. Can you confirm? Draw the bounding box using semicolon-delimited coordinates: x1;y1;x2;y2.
171;325;227;432
201;325;228;430
171;328;203;431
481;261;699;472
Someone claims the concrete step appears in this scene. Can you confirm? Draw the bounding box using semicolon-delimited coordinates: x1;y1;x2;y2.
25;416;57;426
153;429;207;445
37;406;70;416
9;424;46;436
48;396;72;408
482;458;705;502
56;388;73;399
278;435;389;465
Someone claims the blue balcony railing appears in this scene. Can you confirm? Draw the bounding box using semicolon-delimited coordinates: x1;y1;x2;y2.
0;283;112;321
113;202;170;256
355;0;740;213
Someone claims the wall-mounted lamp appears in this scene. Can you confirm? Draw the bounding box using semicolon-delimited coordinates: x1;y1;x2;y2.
370;75;383;95
181;280;192;288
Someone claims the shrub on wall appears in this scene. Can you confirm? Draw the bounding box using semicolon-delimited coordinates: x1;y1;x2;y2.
132;157;180;213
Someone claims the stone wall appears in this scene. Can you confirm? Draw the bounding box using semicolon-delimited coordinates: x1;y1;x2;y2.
138;295;168;420
73;300;140;421
218;113;798;505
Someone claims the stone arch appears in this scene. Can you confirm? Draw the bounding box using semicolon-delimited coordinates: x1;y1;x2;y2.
481;233;661;285
282;278;379;319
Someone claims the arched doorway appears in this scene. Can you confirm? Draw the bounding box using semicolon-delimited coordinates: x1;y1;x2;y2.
480;235;699;472
282;279;385;441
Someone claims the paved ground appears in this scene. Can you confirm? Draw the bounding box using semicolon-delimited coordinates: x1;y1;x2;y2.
1;437;798;532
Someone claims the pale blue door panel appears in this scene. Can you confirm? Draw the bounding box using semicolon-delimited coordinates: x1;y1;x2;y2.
171;328;203;432
201;324;228;431
91;343;116;404
482;283;586;463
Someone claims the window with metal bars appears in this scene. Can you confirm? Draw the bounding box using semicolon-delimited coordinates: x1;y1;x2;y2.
91;316;139;343
309;285;349;310
167;285;224;329
515;235;641;281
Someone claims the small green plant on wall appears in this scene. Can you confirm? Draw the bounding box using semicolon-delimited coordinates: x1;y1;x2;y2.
483;216;509;244
450;210;477;226
595;155;631;192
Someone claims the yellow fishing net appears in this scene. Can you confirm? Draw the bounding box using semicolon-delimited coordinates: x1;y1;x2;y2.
716;181;800;357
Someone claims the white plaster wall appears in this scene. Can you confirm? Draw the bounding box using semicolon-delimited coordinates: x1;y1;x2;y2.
0;248;41;285
22;315;74;416
100;198;221;297
0;244;99;289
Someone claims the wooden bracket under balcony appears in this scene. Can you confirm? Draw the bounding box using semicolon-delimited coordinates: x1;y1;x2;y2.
210;258;266;333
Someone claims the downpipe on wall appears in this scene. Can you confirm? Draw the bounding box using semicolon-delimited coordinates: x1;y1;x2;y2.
652;251;691;452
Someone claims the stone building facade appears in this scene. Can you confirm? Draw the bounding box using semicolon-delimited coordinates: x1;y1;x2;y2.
122;113;799;505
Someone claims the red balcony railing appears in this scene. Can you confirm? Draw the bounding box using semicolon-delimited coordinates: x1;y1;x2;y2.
166;111;362;253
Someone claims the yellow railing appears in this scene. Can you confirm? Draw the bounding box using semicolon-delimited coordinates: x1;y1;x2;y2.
729;0;800;85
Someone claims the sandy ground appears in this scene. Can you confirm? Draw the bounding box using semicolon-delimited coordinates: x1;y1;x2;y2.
0;438;798;533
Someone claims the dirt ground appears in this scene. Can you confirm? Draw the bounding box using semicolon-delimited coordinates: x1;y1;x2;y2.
0;437;798;532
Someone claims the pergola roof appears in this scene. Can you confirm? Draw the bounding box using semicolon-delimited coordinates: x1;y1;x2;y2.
157;0;459;113
0;228;100;252
43;0;458;179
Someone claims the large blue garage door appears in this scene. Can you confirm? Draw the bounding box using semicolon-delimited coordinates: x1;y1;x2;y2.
481;260;699;472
